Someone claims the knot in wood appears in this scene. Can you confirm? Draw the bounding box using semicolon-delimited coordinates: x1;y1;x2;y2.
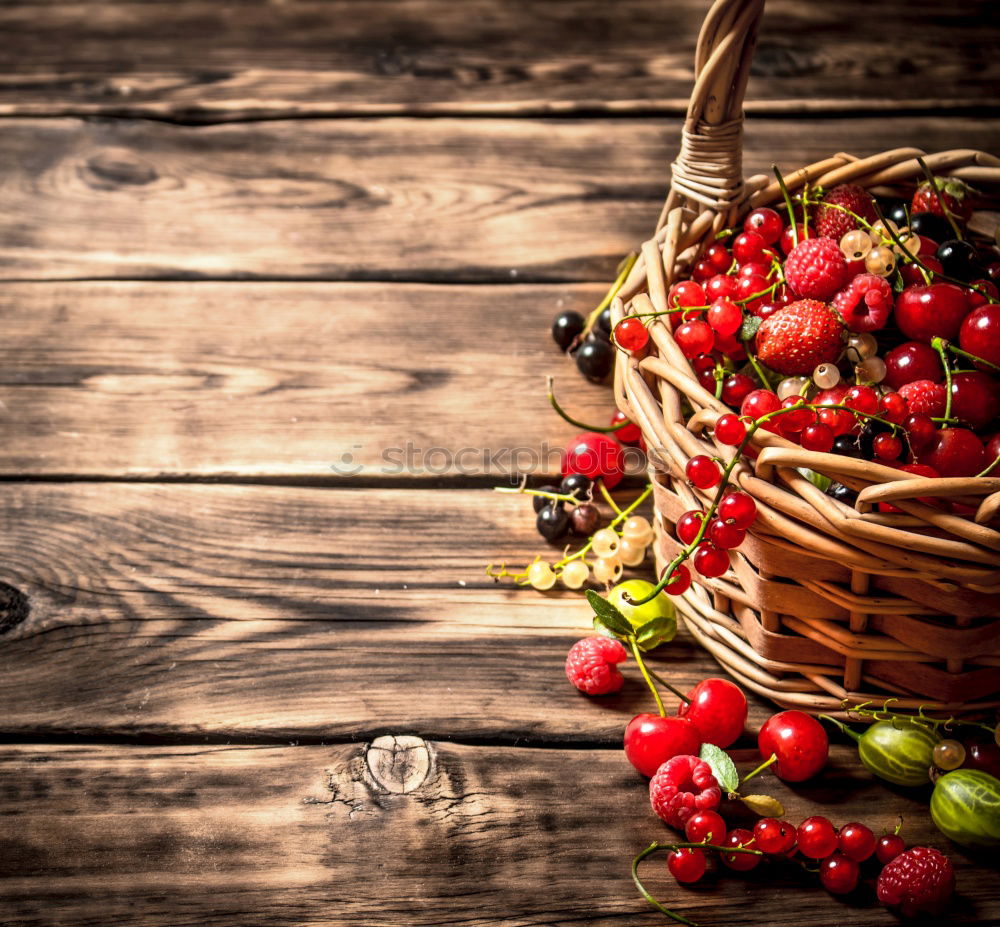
365;736;431;794
0;582;29;634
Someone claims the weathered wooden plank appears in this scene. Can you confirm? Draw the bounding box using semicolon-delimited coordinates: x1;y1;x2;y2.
0;482;703;741
1;116;999;281
1;740;996;927
0;282;614;478
0;1;997;120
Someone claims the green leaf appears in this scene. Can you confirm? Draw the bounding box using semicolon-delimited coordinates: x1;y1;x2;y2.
634;615;677;652
740;794;785;817
797;467;831;492
892;271;906;293
738;315;762;342
699;743;739;793
585;590;633;639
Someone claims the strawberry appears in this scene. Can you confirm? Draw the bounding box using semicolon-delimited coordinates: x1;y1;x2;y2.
814;184;878;241
755;299;844;376
911;179;973;223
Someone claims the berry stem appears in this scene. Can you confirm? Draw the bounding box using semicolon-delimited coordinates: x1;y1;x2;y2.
975;450;1000;478
931;337;954;421
581;252;638;338
649;669;691;704
599;480;624;516
547;376;635;432
629;637;667;717
739;752;777;785
916;157;963;243
553;484;653;569
818;714;861;743
945;342;1000;373
494;485;581;505
744;350;773;391
772;165;799;248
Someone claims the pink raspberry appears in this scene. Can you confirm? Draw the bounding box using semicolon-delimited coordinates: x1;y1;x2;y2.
877;846;955;917
831;273;894;332
649;754;722;829
814;184;878;241
564;636;627;695
899;379;947;418
784;237;850;301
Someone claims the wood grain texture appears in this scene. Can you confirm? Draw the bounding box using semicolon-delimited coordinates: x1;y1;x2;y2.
2;116;999;282
1;740;996;927
0;481;706;742
0;281;614;478
0;1;997;120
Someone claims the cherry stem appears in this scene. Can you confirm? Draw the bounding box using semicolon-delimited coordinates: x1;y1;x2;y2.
818;713;861;743
630;637;667;717
581;252;638;338
931;337;954;421
740;752;777;785
975;450;1000;478
744;349;773;390
916;157;963;243
946;342;1000;373
772;165;798;249
599;480;624;516
547;376;634;433
649;669;691;704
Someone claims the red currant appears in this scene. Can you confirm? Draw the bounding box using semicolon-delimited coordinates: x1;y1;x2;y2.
905;413;937;451
685;455;721;489
715;413;747;446
705;273;738;301
797;816;838;859
757;710;828;782
693;543;729;577
667;847;707;883
675;320;715;358
718;492;756;529
740;389;781;423
677;678;747;748
624;714;702;778
780;222;811;256
733;230;766;265
873;432;903;461
736;273;769;301
875;833;906;865
610;409;642;445
879;391;909;424
819;852;860;895
837;822;876;862
704;242;734;273
668;280;707;311
708;518;745;551
778;396;815;433
744;207;783;245
720;829;760;871
753;817;796;855
800;422;834;452
722;374;755;407
662;563;692;596
844;384;879;415
614;316;649;353
814;385;855;436
707;298;743;336
685;809;728;846
691;259;715;283
676;510;706;545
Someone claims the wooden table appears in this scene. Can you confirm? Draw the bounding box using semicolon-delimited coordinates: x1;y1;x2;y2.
0;2;998;925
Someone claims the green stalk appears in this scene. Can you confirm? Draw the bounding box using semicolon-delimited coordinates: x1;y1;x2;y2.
772;165;799;248
740;752;777;785
916;157;963;242
547;376;634;432
932;337;954;421
818;714;861;743
650;669;691;704
630;637;666;717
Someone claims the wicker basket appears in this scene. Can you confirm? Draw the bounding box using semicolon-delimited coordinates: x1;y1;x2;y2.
610;0;1000;715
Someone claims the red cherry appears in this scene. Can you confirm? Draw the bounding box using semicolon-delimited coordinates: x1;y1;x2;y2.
733;230;767;265
705;274;738;301
624;714;702;778
614;316;649;353
904;413;938;451
718;492;756;529
796;816;838;859
744;207;783;245
715;413;747;446
820;852;860;895
667;847;707;883
837;822;877;862
950;371;1000;430
675;321;715;358
757;710;828;782
959;304;1000;369
922;427;986;478
676;510;706;545
966;279;999;309
720;829;760;871
883;341;943;390
877;462;943;513
753;817;797;855
708;518;745;551
685;810;728;846
662;564;692;596
873;433;903;461
983;433;1000;476
677;678;747;748
563;433;625;489
801;422;834;452
722;374;755;407
693;543;730;577
875;833;906;865
894;282;971;343
610;409;642;446
686;455;721;489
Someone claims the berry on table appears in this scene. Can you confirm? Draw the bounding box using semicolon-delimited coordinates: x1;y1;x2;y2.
677;677;748;748
784;237;850;301
685;809;728;846
720;829;760;871
649;754;722;829
756;299;845;376
875;833;906;865
575;338;614;380
610;409;643;445
591;527;620;557
560;559;589;589
877;846;955;917
563;433;625;489
565;637;628;695
796;816;839;859
528;561;557;591
667;847;708;884
622;515;654;546
753;817;796;855
560;472;592;499
619;539;646;566
536;504;570;542
686;455;722;489
757;710;829;782
593;555;623;585
837;822;877;862
624;714;702;778
552;310;585;350
820;852;860;895
569;503;600;536
533;485;560;513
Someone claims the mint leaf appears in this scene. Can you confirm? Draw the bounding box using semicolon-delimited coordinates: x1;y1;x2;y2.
634;615;677;651
699;743;739;794
585;590;633;639
738;315;762;342
740;794;785;817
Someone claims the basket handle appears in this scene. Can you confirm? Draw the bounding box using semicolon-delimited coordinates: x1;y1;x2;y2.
659;0;766;228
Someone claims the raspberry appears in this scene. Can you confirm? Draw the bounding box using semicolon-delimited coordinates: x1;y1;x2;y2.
784;237;850;301
831;273;894;332
755;299;844;376
899;379;947;419
564;636;628;695
912;180;973;223
877;846;955;917
814;184;878;241
649;754;722;829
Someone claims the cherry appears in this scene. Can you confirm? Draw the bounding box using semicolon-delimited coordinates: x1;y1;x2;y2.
708;519;745;551
904;413;937;451
884;341;943;390
551;310;585;350
964;739;1000;779
801;422;834;452
966;278;999;310
895;282;971;343
757;710;828;782
722;373;755;407
685;809;728;846
677;678;748;748
662;563;692;596
797;816;839;859
686;455;721;489
720;829;760;871
950;371;1000;430
563;433;625;489
708;298;743;336
873;433;903;461
922;427;986;478
753;817;796;855
984;433;1000;476
715;413;747;446
837;822;877;862
610;410;642;446
667;847;707;883
614;316;649;353
706;274;738;301
744;207;783;245
624;714;702;778
733;230;767;265
718;492;756;529
780;222;811;256
820;852;860;895
676;510;706;545
704;242;734;273
693;543;730;577
937;238;984;283
875;833;906;865
959;304;1000;369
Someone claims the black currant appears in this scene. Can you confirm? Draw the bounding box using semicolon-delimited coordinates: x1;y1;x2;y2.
536;504;570;542
575;338;613;380
570;503;600;536
533;485;560;513
596;307;613;336
881;198;909;228
909;212;951;245
827;482;858;505
560;472;592;500
832;435;862;458
551;310;585;351
936;239;984;283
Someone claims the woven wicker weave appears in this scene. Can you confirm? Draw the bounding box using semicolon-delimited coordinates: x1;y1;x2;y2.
610;0;1000;715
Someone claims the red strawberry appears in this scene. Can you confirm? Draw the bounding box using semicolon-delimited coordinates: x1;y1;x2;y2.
911;179;973;223
784;237;850;301
756;299;844;375
814;184;878;241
